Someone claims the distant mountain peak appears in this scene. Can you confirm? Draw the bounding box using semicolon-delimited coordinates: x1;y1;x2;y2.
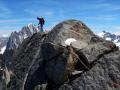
6;24;38;50
98;31;120;48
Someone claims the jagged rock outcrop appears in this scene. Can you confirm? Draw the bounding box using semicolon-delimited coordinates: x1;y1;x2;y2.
2;19;120;90
4;24;38;71
0;24;38;90
0;54;11;90
7;33;47;90
6;24;38;50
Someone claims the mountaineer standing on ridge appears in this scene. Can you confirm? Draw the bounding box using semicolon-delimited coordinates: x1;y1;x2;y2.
37;17;45;32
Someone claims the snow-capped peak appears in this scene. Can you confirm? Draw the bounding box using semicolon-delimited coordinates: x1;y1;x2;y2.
27;23;39;33
27;23;33;27
98;31;120;48
27;23;34;29
98;32;105;38
6;24;38;49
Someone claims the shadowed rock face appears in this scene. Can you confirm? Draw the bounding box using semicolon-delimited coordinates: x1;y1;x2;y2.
59;51;120;90
12;33;47;90
2;19;119;90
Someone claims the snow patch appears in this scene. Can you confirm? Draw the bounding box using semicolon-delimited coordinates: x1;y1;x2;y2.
72;70;83;75
27;23;33;28
0;46;6;54
114;39;119;43
19;35;22;42
106;38;111;41
113;32;120;35
24;34;28;39
116;42;120;47
98;32;105;37
65;38;77;46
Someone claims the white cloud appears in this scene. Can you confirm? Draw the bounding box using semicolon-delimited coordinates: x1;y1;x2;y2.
0;18;34;23
94;3;120;12
0;30;15;37
113;32;120;35
114;26;120;30
70;2;120;14
110;7;120;11
0;19;18;23
111;26;120;35
45;11;53;16
24;9;37;16
85;15;116;20
0;1;12;18
24;9;54;17
88;3;111;10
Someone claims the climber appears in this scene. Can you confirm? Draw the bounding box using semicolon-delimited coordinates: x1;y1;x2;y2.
37;17;45;32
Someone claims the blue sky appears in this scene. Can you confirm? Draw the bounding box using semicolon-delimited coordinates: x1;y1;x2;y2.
0;0;120;36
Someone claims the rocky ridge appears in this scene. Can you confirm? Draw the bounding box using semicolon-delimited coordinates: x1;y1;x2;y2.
0;19;120;90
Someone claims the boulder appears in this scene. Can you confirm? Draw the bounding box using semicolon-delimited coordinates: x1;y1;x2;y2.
77;38;118;64
44;19;95;46
60;51;120;90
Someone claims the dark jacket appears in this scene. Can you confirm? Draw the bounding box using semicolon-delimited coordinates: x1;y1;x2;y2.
37;17;45;25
